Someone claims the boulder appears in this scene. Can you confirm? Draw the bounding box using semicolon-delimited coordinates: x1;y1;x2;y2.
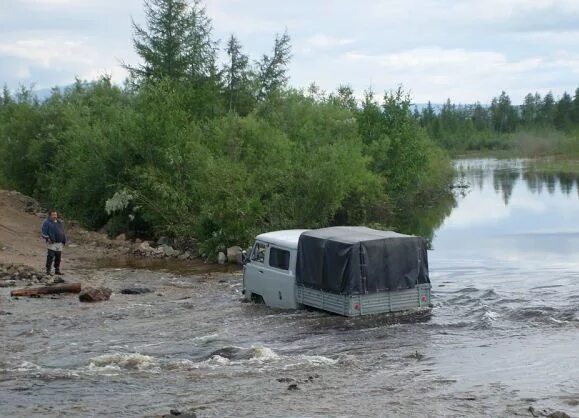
163;409;197;418
121;287;152;295
0;280;16;288
157;236;172;247
178;251;190;260
139;241;154;254
79;287;112;302
217;252;227;265
159;244;178;257
115;233;126;241
226;246;243;264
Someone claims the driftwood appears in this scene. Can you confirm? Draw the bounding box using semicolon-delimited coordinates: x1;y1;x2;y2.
10;283;81;297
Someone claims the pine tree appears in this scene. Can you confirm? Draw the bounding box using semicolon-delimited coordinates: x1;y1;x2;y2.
572;87;579;124
472;102;489;131
224;35;253;114
540;91;556;126
126;0;216;84
521;93;537;126
256;30;291;101
490;91;517;134
554;92;573;131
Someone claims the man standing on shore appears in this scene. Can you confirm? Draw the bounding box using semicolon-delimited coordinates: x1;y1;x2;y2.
41;210;66;275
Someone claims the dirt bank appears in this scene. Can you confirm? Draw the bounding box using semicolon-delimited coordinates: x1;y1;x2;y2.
0;190;237;281
0;190;124;272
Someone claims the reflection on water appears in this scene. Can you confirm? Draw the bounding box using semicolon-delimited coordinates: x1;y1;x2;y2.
457;158;579;201
434;159;579;264
394;158;579;246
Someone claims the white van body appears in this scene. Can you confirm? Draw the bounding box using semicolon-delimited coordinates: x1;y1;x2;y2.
242;229;432;316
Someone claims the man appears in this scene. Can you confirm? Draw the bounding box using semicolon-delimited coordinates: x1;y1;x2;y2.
41;210;66;275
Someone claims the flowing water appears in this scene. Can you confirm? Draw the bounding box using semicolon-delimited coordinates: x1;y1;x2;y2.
1;159;579;417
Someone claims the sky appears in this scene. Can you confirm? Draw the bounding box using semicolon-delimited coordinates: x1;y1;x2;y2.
1;0;579;104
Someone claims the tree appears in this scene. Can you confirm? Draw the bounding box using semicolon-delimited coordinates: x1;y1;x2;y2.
256;30;291;101
329;85;358;112
183;0;217;82
0;85;12;107
539;91;556;126
572;87;579;124
490;91;518;134
554;92;573;131
223;34;254;115
521;93;538;126
126;0;216;84
472;102;490;131
357;89;383;145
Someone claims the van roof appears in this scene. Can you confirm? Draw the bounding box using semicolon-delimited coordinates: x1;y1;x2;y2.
255;229;309;250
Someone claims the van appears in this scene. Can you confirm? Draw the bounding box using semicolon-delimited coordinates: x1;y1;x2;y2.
243;227;432;316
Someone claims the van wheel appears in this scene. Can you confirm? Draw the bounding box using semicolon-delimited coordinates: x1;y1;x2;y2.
250;293;265;305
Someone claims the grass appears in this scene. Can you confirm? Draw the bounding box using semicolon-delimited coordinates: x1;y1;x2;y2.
451;129;579;163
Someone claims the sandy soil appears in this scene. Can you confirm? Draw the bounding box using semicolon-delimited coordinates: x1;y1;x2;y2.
0;190;236;283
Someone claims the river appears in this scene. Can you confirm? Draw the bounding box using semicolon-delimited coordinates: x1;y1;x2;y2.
1;158;578;417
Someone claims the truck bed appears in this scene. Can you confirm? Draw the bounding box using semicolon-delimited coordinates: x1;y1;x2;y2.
296;283;431;317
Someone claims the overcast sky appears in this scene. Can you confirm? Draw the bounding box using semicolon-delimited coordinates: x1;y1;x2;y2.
1;0;579;103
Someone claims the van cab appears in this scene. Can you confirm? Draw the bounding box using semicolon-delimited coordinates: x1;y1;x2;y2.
242;230;307;309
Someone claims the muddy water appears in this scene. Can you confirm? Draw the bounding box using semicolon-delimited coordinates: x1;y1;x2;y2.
1;159;579;417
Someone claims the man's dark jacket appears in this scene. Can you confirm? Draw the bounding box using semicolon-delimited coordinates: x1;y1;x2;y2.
41;219;66;245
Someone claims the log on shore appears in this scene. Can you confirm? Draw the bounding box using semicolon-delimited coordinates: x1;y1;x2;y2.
10;283;81;297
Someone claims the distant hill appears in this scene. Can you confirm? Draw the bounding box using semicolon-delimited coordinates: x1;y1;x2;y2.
411;103;444;114
411;103;491;114
33;86;65;101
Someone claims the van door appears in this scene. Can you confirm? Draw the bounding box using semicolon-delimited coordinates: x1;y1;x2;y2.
243;241;268;302
263;246;300;309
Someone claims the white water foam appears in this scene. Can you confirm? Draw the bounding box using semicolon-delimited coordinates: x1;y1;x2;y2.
248;345;279;361
86;353;159;374
483;310;499;321
14;361;42;372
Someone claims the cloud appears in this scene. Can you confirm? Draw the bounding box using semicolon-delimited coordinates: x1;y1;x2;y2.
305;47;544;102
298;34;355;54
2;0;579;102
344;48;543;76
307;34;354;49
0;39;93;68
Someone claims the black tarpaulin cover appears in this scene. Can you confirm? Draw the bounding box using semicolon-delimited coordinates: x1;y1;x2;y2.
295;226;429;295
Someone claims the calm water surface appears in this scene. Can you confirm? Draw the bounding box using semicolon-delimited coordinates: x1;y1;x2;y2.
1;158;578;417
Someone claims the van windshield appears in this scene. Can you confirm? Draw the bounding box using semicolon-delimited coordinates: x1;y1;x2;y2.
250;242;266;263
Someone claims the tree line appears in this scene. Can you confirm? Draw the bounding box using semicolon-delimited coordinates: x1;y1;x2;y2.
416;89;579;152
0;0;453;257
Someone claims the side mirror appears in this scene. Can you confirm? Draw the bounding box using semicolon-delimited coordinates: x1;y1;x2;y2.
241;250;248;265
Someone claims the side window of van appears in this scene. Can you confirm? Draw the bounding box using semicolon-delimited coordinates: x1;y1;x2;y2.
251;242;266;263
269;247;290;271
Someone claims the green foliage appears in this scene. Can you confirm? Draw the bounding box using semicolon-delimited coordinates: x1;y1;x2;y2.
358;88;452;207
